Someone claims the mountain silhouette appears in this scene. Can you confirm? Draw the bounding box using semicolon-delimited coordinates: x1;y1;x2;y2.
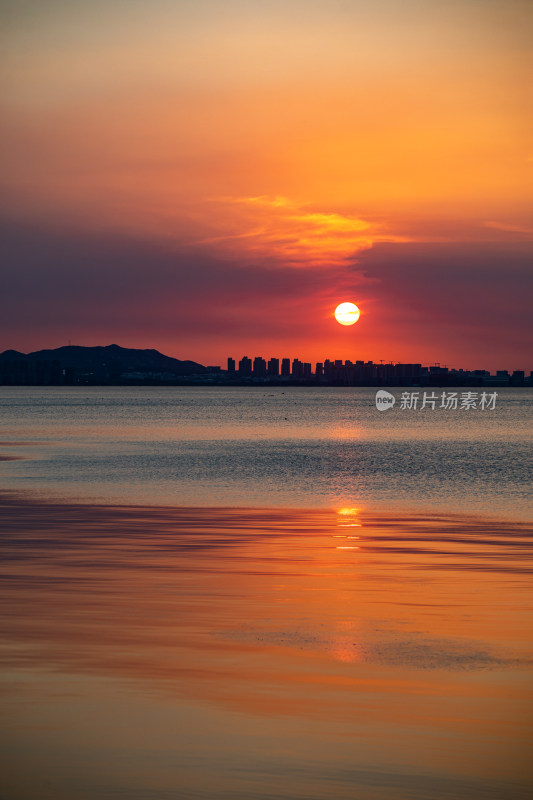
0;344;206;376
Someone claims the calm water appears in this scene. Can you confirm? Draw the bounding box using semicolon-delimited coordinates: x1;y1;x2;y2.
1;387;532;799
0;386;531;517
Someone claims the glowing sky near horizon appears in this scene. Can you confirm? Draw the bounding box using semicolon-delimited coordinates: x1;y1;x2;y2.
1;0;532;368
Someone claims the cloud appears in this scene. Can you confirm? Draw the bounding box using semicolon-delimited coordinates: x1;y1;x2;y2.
200;195;406;268
0;218;359;346
483;221;533;237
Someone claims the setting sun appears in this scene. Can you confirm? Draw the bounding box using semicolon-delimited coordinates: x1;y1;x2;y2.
334;302;360;326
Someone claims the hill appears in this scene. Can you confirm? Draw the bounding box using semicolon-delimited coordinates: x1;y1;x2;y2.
0;344;206;377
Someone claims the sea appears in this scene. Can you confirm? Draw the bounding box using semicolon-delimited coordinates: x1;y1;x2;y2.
0;386;531;516
0;386;532;799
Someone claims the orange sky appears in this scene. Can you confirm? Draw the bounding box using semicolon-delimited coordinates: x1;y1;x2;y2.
1;0;532;369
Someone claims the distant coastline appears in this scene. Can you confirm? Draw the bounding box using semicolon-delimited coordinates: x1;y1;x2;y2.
0;344;530;388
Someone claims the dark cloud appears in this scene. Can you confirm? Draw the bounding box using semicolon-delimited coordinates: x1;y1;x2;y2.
356;240;532;326
352;240;533;365
0;220;331;340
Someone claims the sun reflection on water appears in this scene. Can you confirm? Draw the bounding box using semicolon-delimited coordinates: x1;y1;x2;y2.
335;507;362;549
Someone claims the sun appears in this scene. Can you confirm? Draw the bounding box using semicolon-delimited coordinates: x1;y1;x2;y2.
334;302;360;326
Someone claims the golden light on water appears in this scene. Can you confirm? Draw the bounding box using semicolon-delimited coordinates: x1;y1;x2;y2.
336;508;362;548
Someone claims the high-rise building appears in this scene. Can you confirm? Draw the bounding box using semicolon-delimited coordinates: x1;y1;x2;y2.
395;364;421;381
239;356;252;377
303;362;311;378
253;356;267;378
315;362;323;379
268;358;279;377
227;357;235;373
292;358;303;378
281;358;290;377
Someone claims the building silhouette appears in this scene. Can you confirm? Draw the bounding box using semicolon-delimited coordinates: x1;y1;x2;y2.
219;355;532;387
253;356;267;378
292;358;303;378
238;356;252;377
268;358;279;377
